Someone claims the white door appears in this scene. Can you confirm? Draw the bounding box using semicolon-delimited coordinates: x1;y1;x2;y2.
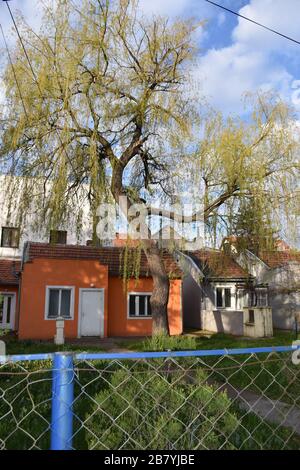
79;289;104;337
0;294;15;330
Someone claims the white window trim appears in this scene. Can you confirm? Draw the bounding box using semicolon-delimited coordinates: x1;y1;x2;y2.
44;286;75;320
0;292;16;329
214;284;236;311
127;292;152;319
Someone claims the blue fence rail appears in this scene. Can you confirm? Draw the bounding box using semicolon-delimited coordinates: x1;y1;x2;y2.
0;345;300;451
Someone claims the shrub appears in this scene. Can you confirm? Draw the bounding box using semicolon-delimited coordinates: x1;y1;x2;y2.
142;333;197;352
85;366;238;450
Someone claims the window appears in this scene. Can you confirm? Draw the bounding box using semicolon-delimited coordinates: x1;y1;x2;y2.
45;287;74;319
1;227;20;248
0;294;14;329
239;288;269;308
238;287;269;309
216;287;232;309
248;309;255;324
128;293;152;318
49;230;67;244
256;289;268;307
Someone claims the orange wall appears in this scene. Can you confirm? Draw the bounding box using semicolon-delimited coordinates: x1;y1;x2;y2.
18;258;182;340
108;277;182;337
18;259;108;340
0;285;19;330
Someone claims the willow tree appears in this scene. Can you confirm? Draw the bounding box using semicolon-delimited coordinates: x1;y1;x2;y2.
0;0;202;334
195;94;300;249
150;92;299;250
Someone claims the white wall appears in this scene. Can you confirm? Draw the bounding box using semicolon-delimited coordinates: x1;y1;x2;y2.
244;308;273;337
263;262;300;330
235;249;300;330
0;175;93;259
201;310;244;336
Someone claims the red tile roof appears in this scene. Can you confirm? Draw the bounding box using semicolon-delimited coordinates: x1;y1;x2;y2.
0;260;21;285
259;251;300;268
187;250;250;279
25;243;183;278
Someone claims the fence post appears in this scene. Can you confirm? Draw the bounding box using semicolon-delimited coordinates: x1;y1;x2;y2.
50;353;74;450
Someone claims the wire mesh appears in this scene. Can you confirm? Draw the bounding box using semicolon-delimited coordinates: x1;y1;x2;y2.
0;348;299;450
0;358;52;450
72;350;300;450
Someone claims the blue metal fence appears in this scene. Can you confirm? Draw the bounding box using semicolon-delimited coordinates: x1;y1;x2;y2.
0;344;300;450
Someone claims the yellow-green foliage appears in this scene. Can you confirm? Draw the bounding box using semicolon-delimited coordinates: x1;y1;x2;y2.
0;0;200;240
197;94;299;248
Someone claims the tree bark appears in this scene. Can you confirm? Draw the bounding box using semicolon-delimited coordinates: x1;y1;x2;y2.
144;244;170;336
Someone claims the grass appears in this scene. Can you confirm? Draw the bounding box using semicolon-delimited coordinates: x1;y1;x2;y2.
117;329;297;352
2;334;105;355
2;329;297;355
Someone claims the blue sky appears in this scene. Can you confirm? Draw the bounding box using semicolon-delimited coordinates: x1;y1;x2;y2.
1;0;300;116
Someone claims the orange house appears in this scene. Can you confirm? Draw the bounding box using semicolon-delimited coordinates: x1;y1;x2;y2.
16;243;183;340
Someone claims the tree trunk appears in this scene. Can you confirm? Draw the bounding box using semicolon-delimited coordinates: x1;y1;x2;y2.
144;244;170;336
111;161;170;336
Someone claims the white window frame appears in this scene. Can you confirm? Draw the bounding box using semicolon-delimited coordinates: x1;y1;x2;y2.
44;286;75;320
214;285;235;310
256;289;269;307
0;292;16;329
127;292;152;319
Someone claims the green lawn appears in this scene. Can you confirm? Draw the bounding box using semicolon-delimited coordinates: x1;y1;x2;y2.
2;335;105;355
1;329;297;356
116;329;297;352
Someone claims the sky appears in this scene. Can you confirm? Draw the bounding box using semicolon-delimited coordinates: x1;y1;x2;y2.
1;0;300;116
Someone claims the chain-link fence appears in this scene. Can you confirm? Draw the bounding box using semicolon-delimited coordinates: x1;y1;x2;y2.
1;346;300;450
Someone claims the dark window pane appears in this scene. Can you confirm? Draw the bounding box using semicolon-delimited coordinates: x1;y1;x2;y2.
256;290;268;307
225;289;231;308
6;297;11;324
0;297;3;323
249;310;255;324
139;296;145;316
216;288;223;308
50;230;67;244
147;296;152;316
129;295;136;317
249;292;256;307
1;228;10;247
61;290;71;318
48;289;59;318
1;227;19;248
10;229;19;248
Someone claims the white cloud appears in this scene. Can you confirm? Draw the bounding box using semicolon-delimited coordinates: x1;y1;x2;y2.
193;0;300;114
138;0;192;17
232;0;300;54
